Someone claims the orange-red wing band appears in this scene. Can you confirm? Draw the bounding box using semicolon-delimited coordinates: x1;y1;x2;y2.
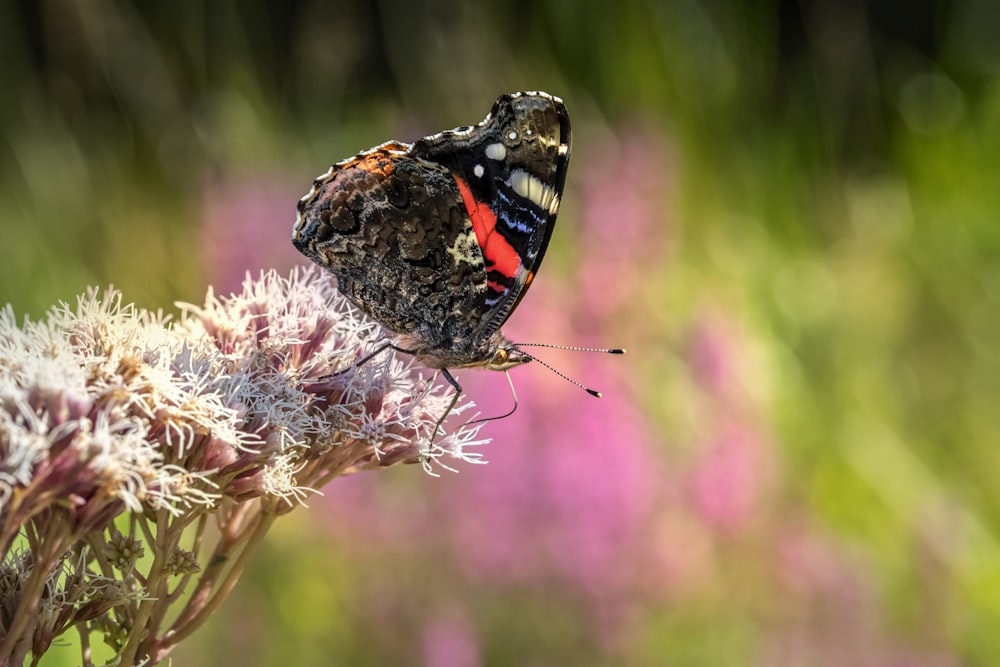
454;176;523;280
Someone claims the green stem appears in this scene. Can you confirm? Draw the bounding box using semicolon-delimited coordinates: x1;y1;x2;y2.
0;514;72;663
149;502;278;662
117;510;174;666
77;621;92;667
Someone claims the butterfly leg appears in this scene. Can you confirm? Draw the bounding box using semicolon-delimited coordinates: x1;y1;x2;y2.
329;344;462;446
305;341;417;393
428;368;463;444
334;342;390;376
431;369;523;442
330;341;421;377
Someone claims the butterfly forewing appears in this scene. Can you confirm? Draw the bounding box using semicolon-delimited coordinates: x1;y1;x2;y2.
410;92;571;338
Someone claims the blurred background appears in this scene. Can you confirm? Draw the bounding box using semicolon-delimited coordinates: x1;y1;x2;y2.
2;0;999;664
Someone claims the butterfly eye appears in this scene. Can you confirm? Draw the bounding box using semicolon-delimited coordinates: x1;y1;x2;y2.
494;348;509;364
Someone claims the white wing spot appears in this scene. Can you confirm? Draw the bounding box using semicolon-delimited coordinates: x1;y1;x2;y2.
474;164;485;178
509;169;561;213
507;130;518;141
446;233;485;291
485;142;507;161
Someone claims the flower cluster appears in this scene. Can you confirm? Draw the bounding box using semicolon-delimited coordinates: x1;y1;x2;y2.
0;267;484;665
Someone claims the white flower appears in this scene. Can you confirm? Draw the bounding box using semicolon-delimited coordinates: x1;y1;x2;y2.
0;267;491;665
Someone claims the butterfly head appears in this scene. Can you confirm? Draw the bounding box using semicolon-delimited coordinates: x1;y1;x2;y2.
482;341;533;371
445;333;533;372
397;329;530;372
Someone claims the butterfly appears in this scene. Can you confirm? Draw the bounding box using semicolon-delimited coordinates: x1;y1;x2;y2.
294;92;616;438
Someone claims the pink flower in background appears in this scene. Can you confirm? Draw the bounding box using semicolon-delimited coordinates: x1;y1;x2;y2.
420;612;481;667
688;313;739;400
314;376;660;658
689;428;761;535
439;368;658;596
766;522;960;667
199;173;305;294
318;278;662;638
683;314;769;536
576;129;677;322
578;129;675;251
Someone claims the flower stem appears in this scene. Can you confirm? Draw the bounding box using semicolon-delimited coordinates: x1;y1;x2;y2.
117;510;173;666
149;501;277;662
76;622;92;667
0;515;72;662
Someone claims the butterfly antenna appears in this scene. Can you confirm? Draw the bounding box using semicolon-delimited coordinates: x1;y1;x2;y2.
516;343;626;355
513;344;626;398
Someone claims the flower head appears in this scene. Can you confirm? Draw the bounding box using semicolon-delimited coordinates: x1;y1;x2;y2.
0;266;484;664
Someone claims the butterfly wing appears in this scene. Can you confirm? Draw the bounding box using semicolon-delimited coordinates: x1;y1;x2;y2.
293;142;488;350
409;92;571;338
293;92;571;364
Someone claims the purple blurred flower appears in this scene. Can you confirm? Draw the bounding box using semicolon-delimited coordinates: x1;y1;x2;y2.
420;612;481;667
578;129;675;251
688;313;738;399
576;129;677;322
445;370;657;594
199;173;305;294
766;522;960;667
320;364;660;656
688;427;761;535
682;313;770;536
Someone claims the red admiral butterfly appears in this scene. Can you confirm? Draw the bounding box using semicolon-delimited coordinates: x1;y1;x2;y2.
293;92;618;437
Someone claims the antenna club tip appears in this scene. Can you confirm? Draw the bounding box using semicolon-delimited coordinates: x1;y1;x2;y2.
586;389;602;398
611;348;626;354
